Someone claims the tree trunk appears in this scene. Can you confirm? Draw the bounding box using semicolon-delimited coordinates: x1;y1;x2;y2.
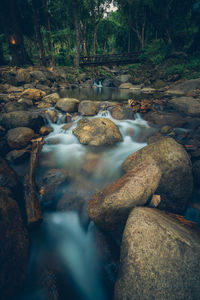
73;0;80;68
32;0;47;66
92;23;97;56
0;41;5;65
43;0;54;65
0;0;32;66
83;23;87;56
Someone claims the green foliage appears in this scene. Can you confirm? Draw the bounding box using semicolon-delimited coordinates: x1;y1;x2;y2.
166;64;185;76
165;55;200;79
139;40;172;64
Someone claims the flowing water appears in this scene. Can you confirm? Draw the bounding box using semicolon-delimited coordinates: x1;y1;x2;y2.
16;87;200;300
17;101;155;300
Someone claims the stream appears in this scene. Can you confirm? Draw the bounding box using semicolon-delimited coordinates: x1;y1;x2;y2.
16;87;200;300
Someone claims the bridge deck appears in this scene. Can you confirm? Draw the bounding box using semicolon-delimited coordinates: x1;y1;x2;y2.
80;52;142;66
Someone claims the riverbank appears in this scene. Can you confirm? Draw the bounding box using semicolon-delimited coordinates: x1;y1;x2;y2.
1;64;200;300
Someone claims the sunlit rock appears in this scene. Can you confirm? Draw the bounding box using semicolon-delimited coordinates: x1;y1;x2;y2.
21;88;46;100
42;93;60;104
56;98;80;112
73;117;122;146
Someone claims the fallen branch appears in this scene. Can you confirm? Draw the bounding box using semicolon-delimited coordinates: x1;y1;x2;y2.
24;138;44;226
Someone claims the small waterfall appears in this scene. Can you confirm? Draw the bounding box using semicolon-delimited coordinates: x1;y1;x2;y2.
93;80;102;88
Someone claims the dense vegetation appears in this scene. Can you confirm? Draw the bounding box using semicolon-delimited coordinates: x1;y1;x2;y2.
0;0;200;68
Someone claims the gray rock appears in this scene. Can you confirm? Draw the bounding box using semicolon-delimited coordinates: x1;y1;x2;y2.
87;158;161;230
6;127;35;149
123;137;193;213
144;111;187;127
42;93;60;104
115;207;200;300
0;111;45;131
166;78;200;95
6;148;30;164
4;101;27;113
30;70;47;82
73;117;122;146
56;98;80;112
78;100;99;116
109;105;134;120
169;97;200;116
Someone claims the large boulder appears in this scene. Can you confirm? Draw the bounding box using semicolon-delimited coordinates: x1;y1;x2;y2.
109;105;134;120
78;100;99;116
73;117;122;146
56;98;80;112
115;207;200;300
166;78;200;95
4;101;27;113
42;93;60;104
6;127;35;149
123;137;193;213
144;111;187;127
21;88;46;100
169;97;200;116
87;158;161;230
0;187;29;300
0;111;45;131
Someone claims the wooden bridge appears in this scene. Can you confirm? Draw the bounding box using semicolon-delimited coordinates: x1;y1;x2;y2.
80;52;142;66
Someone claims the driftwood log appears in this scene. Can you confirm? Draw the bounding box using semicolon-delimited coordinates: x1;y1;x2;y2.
24;138;44;226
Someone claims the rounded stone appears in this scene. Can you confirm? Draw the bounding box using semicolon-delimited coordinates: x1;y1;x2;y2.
73;117;122;146
78;100;98;116
123;137;193;213
7;127;35;149
115;207;200;300
56;98;80;112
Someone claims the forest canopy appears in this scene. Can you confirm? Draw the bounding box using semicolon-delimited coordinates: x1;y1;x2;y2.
0;0;200;67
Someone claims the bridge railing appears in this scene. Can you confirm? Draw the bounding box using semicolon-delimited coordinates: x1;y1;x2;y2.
80;52;142;65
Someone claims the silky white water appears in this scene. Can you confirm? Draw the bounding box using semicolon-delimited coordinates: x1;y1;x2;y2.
17;109;154;300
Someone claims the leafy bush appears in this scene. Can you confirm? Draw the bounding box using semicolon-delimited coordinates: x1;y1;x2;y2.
139;40;173;65
166;64;185;76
